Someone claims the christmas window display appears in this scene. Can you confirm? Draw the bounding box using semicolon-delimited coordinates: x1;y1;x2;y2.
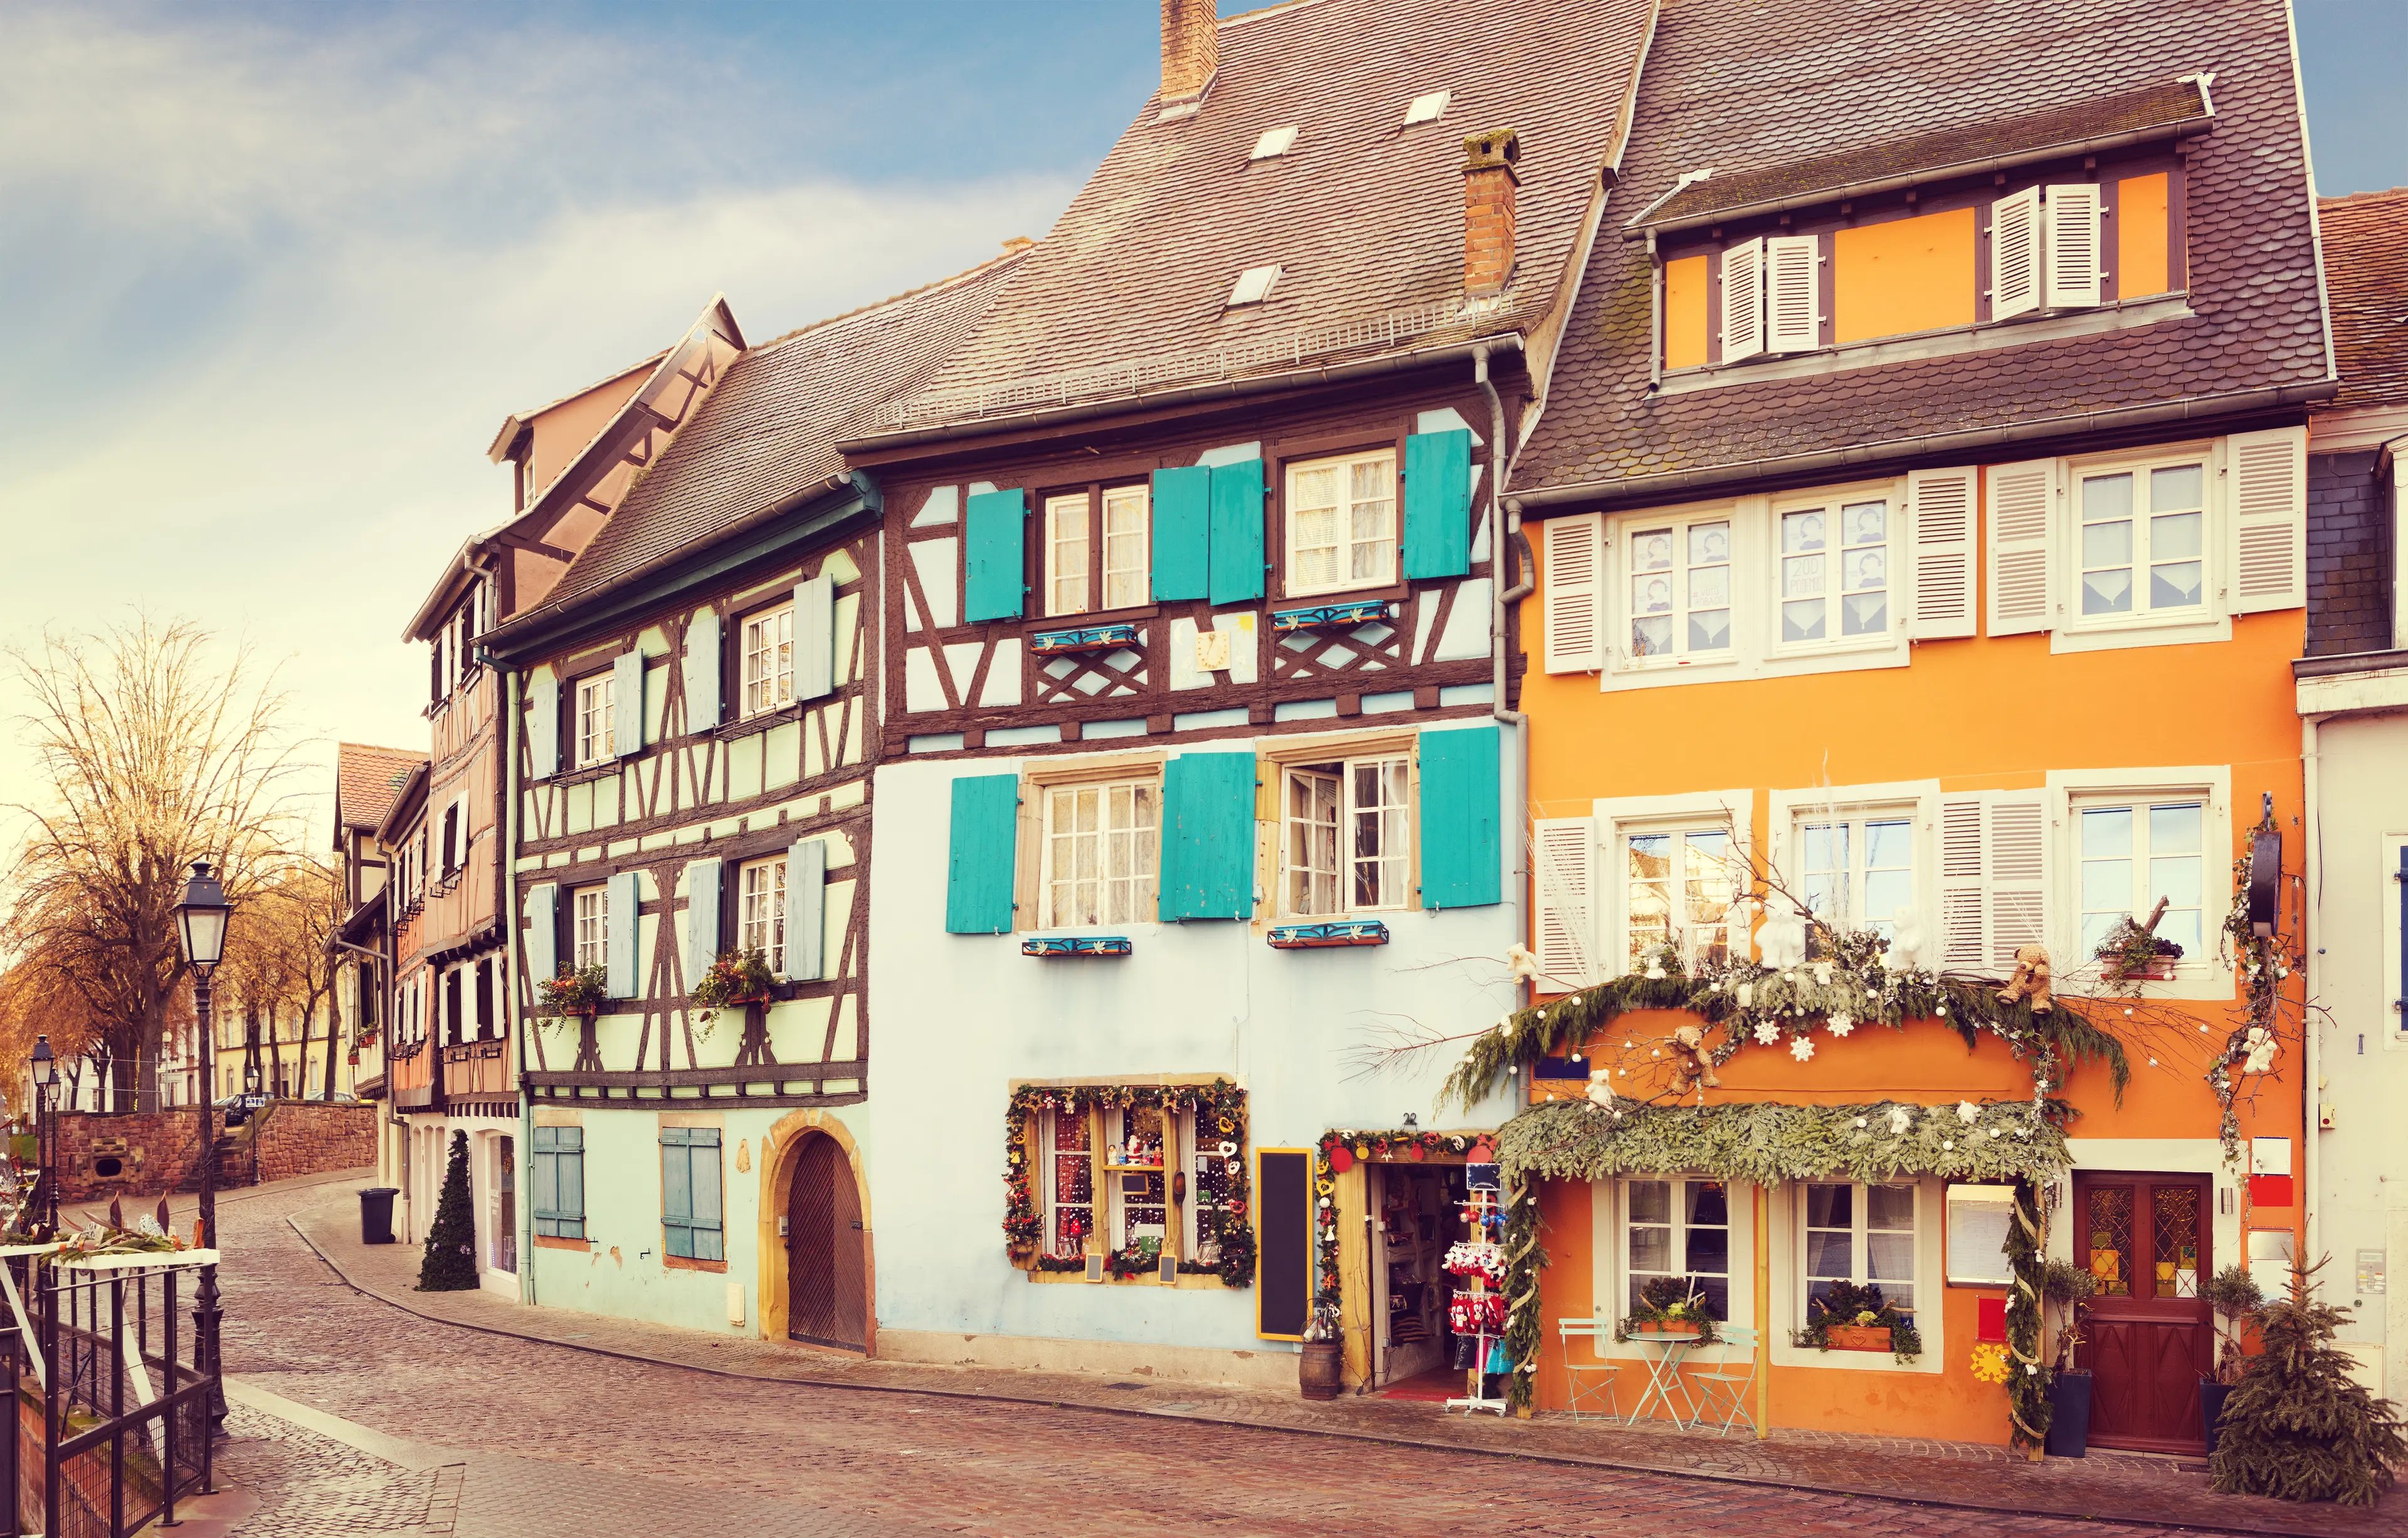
1003;1081;1254;1286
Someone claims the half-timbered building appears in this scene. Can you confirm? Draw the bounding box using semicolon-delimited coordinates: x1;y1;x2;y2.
480;253;1024;1341
842;0;1654;1389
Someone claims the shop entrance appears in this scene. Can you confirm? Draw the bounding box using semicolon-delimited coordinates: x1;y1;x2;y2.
786;1132;867;1351
2074;1170;2214;1453
1370;1162;1470;1391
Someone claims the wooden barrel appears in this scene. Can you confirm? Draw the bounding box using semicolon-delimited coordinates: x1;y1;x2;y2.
1298;1340;1344;1400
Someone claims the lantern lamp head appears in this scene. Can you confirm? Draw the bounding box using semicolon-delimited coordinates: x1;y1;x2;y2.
29;1035;54;1089
243;1061;261;1095
176;861;232;972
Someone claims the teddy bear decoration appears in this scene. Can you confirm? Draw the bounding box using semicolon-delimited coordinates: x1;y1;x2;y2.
1995;943;2054;1014
1669;1022;1720;1093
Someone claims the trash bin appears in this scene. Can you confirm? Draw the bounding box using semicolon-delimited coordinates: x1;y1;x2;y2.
360;1187;399;1246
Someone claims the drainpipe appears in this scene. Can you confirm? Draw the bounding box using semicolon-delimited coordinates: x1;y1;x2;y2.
502;660;536;1308
2302;712;2321;1274
1646;229;1663;392
1476;341;1534;1022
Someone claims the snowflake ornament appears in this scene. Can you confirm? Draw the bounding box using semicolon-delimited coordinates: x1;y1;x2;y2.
1753;1021;1780;1046
1827;1013;1854;1037
1789;1037;1815;1063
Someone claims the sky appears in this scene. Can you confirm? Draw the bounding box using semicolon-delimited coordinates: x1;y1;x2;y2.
0;0;2399;855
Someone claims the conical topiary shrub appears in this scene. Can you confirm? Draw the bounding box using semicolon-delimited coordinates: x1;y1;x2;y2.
417;1130;480;1291
2210;1260;2406;1505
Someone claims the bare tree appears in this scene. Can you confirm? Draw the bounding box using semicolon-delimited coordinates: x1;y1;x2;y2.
216;856;341;1098
4;617;304;1110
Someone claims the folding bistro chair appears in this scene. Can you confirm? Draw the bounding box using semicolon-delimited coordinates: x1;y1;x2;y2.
1687;1324;1760;1437
1558;1312;1624;1421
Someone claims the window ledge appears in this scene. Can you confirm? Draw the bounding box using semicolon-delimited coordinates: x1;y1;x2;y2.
662;1253;728;1273
1023;1266;1231;1288
533;1234;591;1253
717;704;804;741
1770;1340;1941;1375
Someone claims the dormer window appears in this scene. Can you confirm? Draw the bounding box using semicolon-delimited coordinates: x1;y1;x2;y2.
1226;264;1282;308
1249;125;1298;161
1402;90;1450;126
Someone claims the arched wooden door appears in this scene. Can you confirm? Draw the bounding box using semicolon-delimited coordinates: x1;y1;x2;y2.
786;1133;867;1350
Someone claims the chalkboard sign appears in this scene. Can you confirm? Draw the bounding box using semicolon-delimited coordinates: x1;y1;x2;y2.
1257;1150;1311;1340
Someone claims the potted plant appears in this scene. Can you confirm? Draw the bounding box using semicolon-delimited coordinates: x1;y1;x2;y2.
1793;1279;1923;1362
2211;1260;2407;1505
1299;1301;1344;1400
2199;1263;2264;1456
536;963;606;1023
2095;903;2183;985
689;947;776;1034
1620;1276;1720;1342
2041;1258;2099;1458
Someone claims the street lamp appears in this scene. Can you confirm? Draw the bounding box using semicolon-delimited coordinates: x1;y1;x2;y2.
29;1034;55;1233
243;1061;260;1098
175;859;232;1431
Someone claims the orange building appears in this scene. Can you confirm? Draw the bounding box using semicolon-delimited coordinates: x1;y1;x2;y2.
1466;0;2327;1456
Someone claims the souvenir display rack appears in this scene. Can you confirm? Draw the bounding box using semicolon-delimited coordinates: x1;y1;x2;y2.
1444;1163;1511;1416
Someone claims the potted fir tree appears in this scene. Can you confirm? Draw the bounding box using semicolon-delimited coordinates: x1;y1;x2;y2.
2041;1258;2099;1458
2199;1263;2264;1456
2211;1261;2407;1505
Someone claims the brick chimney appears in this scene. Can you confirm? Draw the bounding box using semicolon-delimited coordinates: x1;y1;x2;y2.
1462;129;1521;297
1161;0;1218;103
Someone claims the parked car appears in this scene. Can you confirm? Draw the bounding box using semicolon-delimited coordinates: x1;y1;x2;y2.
213;1093;271;1128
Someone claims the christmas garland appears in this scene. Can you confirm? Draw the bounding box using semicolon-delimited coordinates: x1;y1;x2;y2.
1502;1178;1546;1410
1494;1097;2072;1189
2210;851;2294;1165
1003;1080;1255;1288
2004;1178;2052;1457
1311;1129;1493;1325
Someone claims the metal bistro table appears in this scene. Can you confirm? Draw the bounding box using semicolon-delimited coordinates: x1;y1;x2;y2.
1623;1327;1705;1428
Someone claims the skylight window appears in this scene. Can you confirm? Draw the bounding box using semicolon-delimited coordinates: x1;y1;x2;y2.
1402;90;1451;126
1227;265;1282;308
1250;125;1299;161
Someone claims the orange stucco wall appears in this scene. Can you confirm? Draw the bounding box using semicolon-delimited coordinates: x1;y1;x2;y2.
1662;255;1710;370
1833;208;1976;344
2118;173;2172;299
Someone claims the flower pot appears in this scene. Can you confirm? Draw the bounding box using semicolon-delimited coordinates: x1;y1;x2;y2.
1299;1339;1344;1401
2199;1377;2234;1458
1629;1321;1681;1336
2046;1369;2093;1458
1825;1325;1893;1352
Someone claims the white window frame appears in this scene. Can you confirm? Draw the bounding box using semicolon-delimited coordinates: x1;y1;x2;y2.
1621;1175;1738;1320
1798;1178;1923;1324
1101;484;1149;613
1769;782;1939;946
1595;792;1752;976
1038;1108;1096;1261
572;884;608;973
2047;766;2233;1000
1766;491;1899;658
739;855;787;974
574;674;615;768
1284;448;1398;598
1279;753;1413;918
1768;1174;1946;1376
1590;1179;1756;1363
740;603;795;719
1038;775;1161;929
2066;450;2214;634
2044;438;2235;655
1043;492;1092;618
1620;511;1738;669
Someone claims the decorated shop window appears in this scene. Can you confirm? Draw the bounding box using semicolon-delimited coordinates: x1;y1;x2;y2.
1282;755;1411;916
1625;517;1733;662
1802;1180;1918;1321
1041;776;1160;927
1798;812;1915;941
740;602;795;718
1622;824;1738;970
1624;1177;1730;1320
1008;1083;1255;1285
1040;1110;1095;1260
1775;498;1891;647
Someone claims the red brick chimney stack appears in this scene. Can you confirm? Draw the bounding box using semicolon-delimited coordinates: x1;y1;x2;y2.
1161;0;1218;103
1462;129;1521;297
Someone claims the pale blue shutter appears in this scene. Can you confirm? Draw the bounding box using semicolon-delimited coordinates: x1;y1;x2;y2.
964;489;1028;622
1207;459;1265;605
685;858;722;975
1159;752;1255;921
1402;428;1473;580
683;608;721;731
1418;726;1502;909
525;883;557;986
611;652;644;757
690;1128;724;1260
945;775;1020;934
529;677;559;779
661;1130;694;1257
795;573;837;702
605;869;641;998
1151;466;1212;601
784;839;827;980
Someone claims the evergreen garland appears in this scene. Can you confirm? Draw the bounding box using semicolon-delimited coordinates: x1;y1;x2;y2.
1494;1096;2070;1188
417;1130;479;1291
1502;1177;1546;1411
2210;1262;2407;1505
1001;1080;1254;1288
2003;1178;2052;1458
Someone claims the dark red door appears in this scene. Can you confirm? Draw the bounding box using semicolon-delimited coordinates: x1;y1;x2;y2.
786;1134;867;1350
2074;1172;2213;1453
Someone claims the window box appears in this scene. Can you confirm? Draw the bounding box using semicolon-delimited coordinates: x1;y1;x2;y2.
1626;1320;1698;1338
1020;935;1134;958
1266;920;1390;949
1269;599;1396;634
1824;1324;1893;1353
1030;622;1142;657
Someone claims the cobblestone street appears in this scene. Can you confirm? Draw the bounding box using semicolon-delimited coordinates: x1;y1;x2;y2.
179;1177;2341;1538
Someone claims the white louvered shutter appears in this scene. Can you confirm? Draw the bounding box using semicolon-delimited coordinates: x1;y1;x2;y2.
529;676;559;779
1531;817;1599;990
683;606;721;732
1542;513;1607;673
2044;184;2103;309
2227;426;2308;613
1938;795;1988;970
1985;459;2059;636
1984;793;2051;971
1721;237;1766;362
1990;186;2042;321
611;651;645;758
1765;235;1820;353
1908;467;1979;640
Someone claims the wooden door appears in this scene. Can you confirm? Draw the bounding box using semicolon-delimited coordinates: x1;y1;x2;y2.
786;1134;867;1351
2074;1172;2213;1453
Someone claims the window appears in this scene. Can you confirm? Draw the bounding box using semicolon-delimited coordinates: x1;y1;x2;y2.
1798;813;1914;939
1042;1110;1094;1260
1285;449;1396;597
1107;1105;1170;1253
2078;798;2205;960
2077;461;2206;622
659;1126;723;1262
1803;1181;1918;1321
574;674;614;766
741;603;793;718
1282;756;1411;915
533;1125;585;1240
1042;777;1159;927
474;958;493;1039
1625;1178;1731;1320
1039;1102;1225;1265
1044;494;1089;617
1776;498;1889;645
572;885;608;972
1041;485;1151;619
1625;517;1731;660
740;855;787;973
1622;825;1736;968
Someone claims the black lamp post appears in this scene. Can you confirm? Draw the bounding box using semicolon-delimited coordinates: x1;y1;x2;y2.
175;860;231;1429
29;1034;56;1234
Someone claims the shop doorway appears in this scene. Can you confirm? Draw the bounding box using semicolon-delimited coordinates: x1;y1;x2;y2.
785;1132;867;1351
1370;1162;1470;1390
492;1135;517;1275
2074;1171;2214;1453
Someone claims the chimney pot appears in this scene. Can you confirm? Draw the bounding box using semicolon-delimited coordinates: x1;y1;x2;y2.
1161;0;1218;104
1462;129;1521;297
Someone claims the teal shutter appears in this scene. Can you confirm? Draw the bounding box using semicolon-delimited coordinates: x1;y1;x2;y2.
605;870;641;997
964;489;1028;622
1418;726;1502;909
944;774;1020;934
683;607;721;731
611;652;645;757
534;1125;584;1238
1402;428;1474;580
1151;466;1212;601
784;838;827;980
525;883;558;988
795;573;836;703
685;858;721;975
1207;459;1265;605
1159;752;1256;921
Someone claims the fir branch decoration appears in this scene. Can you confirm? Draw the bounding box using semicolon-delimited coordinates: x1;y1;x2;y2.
1502;1177;1547;1411
2004;1179;2052;1457
1494;1098;2071;1189
2210;1260;2406;1505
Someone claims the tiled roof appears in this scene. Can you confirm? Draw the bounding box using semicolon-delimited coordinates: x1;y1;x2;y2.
531;252;1029;613
867;0;1656;435
335;743;425;834
1630;78;2211;231
2320;186;2408;411
1516;0;2331;497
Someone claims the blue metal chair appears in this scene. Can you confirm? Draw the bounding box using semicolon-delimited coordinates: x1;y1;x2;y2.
1557;1312;1624;1421
1687;1324;1760;1436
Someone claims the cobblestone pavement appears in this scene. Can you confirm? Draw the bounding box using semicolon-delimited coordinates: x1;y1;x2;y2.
190;1177;2392;1538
